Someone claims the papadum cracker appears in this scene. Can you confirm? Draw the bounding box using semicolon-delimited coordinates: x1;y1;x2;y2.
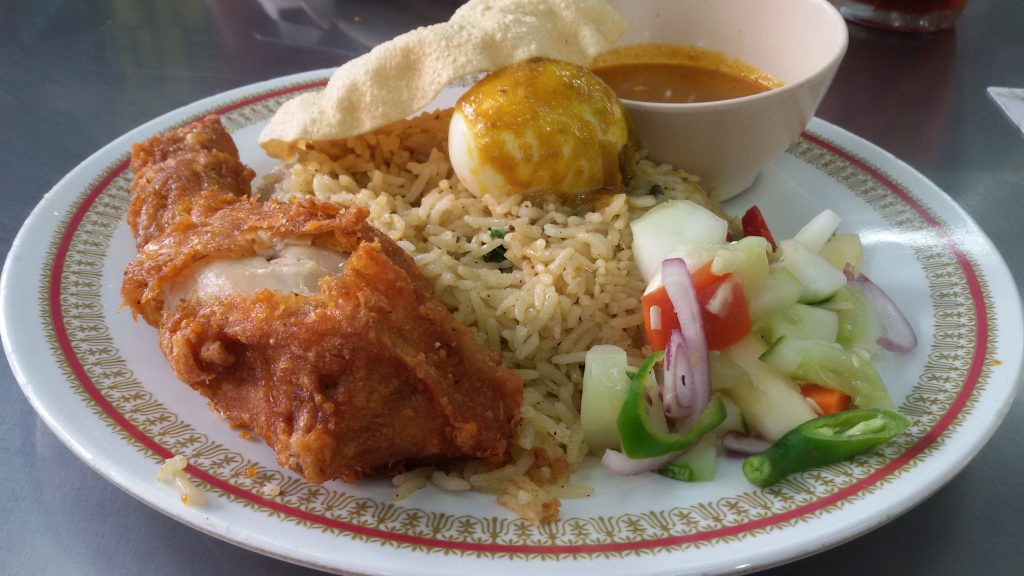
258;0;628;159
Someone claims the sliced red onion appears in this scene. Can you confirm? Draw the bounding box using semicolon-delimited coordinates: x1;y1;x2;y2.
844;265;918;353
663;328;712;430
662;329;690;420
661;258;710;427
721;431;772;455
601;448;683;476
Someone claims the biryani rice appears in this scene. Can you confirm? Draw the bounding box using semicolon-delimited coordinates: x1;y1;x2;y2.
262;108;715;520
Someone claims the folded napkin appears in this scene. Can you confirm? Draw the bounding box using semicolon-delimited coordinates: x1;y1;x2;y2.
988;87;1024;136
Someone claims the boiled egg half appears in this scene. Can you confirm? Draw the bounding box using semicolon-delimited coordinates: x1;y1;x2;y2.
448;58;630;205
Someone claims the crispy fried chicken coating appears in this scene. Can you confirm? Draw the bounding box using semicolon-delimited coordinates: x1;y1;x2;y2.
127;115;254;249
122;197;422;326
122;117;522;483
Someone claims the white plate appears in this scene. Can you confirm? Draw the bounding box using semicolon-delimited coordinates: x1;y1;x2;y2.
3;70;1021;575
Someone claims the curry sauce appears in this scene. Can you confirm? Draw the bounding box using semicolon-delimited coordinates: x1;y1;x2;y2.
592;43;782;104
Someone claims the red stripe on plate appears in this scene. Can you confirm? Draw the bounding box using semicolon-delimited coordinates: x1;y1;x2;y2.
51;158;173;460
46;92;989;554
215;80;327;115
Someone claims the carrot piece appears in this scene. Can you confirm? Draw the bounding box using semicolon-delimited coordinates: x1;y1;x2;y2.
800;384;852;415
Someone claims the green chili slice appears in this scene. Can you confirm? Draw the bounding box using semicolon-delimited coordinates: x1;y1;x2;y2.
618;351;726;459
743;408;910;487
657;463;692;482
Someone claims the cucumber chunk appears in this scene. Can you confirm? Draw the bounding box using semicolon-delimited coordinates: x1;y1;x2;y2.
714;392;748;436
723;335;817;441
711;236;771;296
822;286;883;352
581;345;631;454
794;209;841;253
748;267;802;320
709;351;751;392
760;336;842;375
820;234;863;274
658;435;718;482
763;303;840;343
760;337;894;410
779;240;847;304
631;200;728;282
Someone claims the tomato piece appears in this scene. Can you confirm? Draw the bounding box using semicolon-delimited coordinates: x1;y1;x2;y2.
642;285;680;352
689;262;718;293
741;206;777;251
697;277;751;350
643;263;751;352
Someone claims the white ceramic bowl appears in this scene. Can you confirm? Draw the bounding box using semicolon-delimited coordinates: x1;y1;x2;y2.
606;0;848;201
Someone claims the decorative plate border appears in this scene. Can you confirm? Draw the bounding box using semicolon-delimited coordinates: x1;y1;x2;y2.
39;81;994;558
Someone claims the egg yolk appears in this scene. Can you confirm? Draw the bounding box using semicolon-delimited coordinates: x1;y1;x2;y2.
449;58;629;207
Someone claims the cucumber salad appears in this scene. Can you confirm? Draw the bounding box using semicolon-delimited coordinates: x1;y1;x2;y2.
581;200;915;485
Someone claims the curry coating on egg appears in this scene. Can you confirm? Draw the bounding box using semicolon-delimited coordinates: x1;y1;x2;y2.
448;57;636;207
123;117;523;483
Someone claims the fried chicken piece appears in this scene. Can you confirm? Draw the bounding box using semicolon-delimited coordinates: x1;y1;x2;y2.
122;197;423;327
127;115;254;249
122;118;522;483
130;114;241;173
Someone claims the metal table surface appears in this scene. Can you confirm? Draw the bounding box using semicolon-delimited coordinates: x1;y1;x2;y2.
1;1;1021;574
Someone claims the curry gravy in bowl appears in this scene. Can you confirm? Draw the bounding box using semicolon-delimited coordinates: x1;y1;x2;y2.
600;0;847;201
592;44;782;104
